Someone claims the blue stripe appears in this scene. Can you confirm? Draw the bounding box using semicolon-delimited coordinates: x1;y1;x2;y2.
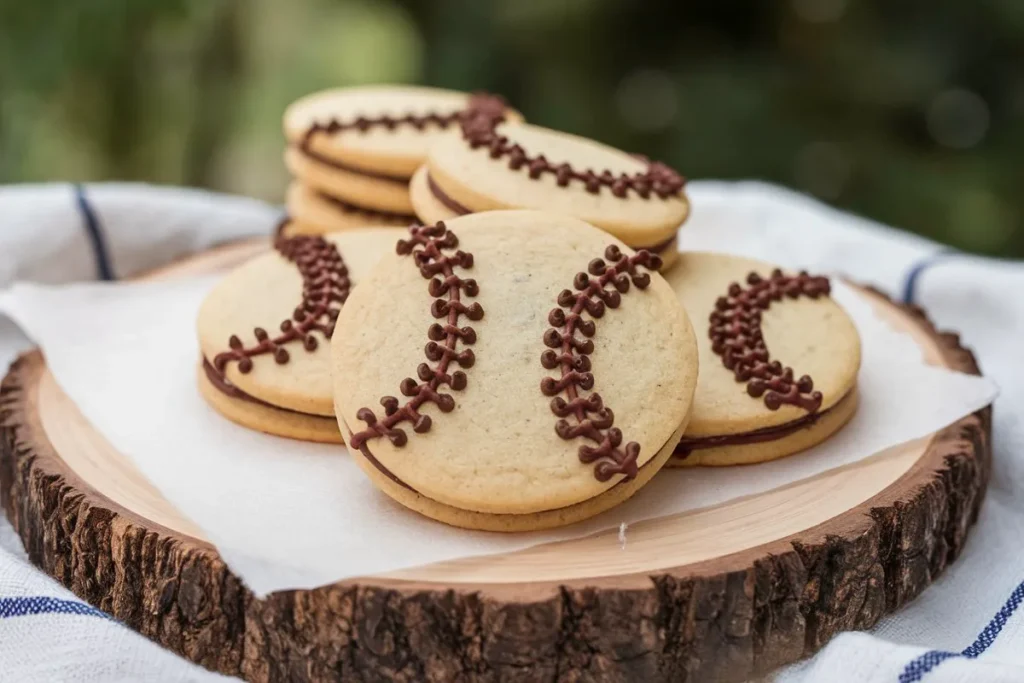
0;596;111;620
901;251;952;304
899;580;1024;682
74;183;115;281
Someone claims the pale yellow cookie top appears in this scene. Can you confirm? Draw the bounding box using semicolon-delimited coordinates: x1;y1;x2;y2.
426;122;689;246
664;252;861;437
197;228;407;416
332;210;699;515
284;85;522;178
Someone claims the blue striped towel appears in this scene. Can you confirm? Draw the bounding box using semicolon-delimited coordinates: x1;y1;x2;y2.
0;183;272;682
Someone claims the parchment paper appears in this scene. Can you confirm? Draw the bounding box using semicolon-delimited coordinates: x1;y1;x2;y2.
0;261;997;596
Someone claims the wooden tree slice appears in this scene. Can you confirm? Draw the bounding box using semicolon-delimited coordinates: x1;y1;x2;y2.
0;242;990;683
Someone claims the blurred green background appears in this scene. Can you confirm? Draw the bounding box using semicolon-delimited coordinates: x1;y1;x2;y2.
1;0;1022;255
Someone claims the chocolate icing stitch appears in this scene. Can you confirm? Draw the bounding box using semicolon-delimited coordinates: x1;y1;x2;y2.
349;221;482;450
459;114;685;199
301;92;508;148
710;269;831;412
540;245;663;482
211;235;351;379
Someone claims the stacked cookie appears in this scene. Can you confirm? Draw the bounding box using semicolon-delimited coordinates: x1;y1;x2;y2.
195;83;863;532
411;119;689;269
280;86;518;237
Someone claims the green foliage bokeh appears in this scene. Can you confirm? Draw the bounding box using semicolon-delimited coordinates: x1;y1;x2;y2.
1;0;1022;255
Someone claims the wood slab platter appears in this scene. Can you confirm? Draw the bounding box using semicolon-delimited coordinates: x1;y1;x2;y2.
0;240;990;683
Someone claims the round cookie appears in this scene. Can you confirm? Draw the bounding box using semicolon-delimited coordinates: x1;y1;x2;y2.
663;252;861;466
285;181;413;234
331;210;699;531
412;119;688;269
197;227;406;442
283;86;521;213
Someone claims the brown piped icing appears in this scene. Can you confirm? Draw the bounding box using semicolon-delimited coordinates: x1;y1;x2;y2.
425;169;679;258
357;428;672;499
207;236;351;396
297;92;509;182
459;114;685;199
540;245;663;482
711;270;831;413
302;92;507;143
349;221;482;452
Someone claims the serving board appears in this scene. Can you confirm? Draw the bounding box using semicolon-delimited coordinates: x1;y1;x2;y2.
0;240;990;683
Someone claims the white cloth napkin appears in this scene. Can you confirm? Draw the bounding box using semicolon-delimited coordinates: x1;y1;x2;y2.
0;181;1019;682
776;254;1024;683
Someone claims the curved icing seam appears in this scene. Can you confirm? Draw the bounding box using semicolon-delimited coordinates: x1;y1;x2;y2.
540;245;663;482
459;114;685;200
710;269;831;412
349;221;483;450
300;92;508;147
212;235;350;378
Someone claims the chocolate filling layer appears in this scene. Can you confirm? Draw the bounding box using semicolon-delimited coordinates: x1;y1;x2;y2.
637;233;677;258
426;172;472;215
425;172;679;258
296;145;410;185
314;189;416;222
673;390;852;460
202;358;321;419
351;423;669;500
355;443;416;491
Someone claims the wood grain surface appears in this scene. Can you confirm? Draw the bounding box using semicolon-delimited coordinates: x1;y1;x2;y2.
0;241;990;682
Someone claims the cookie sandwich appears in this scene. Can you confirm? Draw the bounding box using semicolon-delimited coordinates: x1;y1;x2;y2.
409;117;689;269
197;227;407;442
283;85;520;232
664;252;861;466
332;211;699;531
284;182;411;235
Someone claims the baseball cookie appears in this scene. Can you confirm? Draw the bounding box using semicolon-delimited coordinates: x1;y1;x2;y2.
664;252;861;467
410;117;689;269
283;86;520;217
332;211;699;531
197;227;406;442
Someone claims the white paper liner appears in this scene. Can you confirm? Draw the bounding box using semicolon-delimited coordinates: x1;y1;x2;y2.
0;265;997;597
